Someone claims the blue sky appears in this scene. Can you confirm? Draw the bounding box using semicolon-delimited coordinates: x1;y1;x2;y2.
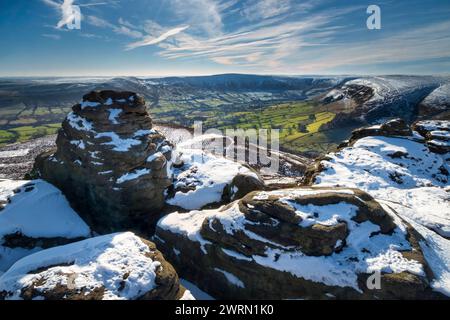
0;0;449;76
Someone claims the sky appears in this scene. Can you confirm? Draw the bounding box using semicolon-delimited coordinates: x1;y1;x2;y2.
0;0;449;77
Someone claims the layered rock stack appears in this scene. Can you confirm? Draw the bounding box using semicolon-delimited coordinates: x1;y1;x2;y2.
34;91;173;233
412;120;450;154
155;187;440;299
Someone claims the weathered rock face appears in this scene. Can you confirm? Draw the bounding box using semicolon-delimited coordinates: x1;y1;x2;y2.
33;91;173;233
412;120;450;154
0;232;193;300
349;118;412;143
154;188;441;299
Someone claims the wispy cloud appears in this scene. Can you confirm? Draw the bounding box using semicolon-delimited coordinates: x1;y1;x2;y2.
125;25;190;50
42;33;62;40
241;0;291;21
85;15;143;38
286;20;450;74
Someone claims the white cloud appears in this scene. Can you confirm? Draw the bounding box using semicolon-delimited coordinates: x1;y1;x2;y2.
169;0;225;36
85;15;114;28
42;33;62;40
125;26;190;50
86;15;143;38
241;0;291;21
114;25;143;38
287;20;450;74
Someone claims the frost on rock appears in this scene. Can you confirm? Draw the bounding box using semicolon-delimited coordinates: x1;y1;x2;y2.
0;179;90;272
155;187;437;299
0;232;192;300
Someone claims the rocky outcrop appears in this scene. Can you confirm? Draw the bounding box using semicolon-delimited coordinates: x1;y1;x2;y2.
412;120;450;154
154;187;441;299
33;91;173;233
166;145;265;211
0;232;193;300
348;118;412;144
303;119;450;240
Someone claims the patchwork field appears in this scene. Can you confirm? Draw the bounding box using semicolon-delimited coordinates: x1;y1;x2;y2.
0;99;353;155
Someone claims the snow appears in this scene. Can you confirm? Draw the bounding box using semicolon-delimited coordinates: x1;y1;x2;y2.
80;100;100;109
95;132;142;152
134;129;156;137
67;112;94;132
0;179;90;239
422;83;450;109
0;149;29;158
283;201;359;228
116;168;151;184
312;133;450;295
70;140;85;150
314;136;450;238
415;120;450;132
159;192;421;292
146;152;163;163
430;130;450;139
108;109;122;125
180;279;215;300
157;210;213;254
214;268;245;288
0;179;90;272
167;148;259;210
221;248;253;262
0;232;166;300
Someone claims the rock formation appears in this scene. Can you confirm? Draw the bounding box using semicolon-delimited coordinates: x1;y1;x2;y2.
412;120;450;154
154;187;441;299
0;232;193;300
33;91;173;233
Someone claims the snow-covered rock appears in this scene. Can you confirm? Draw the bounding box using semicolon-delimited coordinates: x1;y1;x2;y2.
154;187;440;299
412;120;450;154
0;179;90;272
32;91;173;233
166;142;264;211
0;232;192;300
305;119;450;296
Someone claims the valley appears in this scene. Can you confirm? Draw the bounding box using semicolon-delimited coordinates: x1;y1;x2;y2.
0;74;449;157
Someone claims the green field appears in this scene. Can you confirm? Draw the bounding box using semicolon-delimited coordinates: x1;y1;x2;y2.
194;101;345;155
0;123;61;146
0;98;353;155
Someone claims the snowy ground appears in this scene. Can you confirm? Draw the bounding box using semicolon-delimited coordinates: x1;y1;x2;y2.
158;189;425;293
0;179;91;272
313;135;450;295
